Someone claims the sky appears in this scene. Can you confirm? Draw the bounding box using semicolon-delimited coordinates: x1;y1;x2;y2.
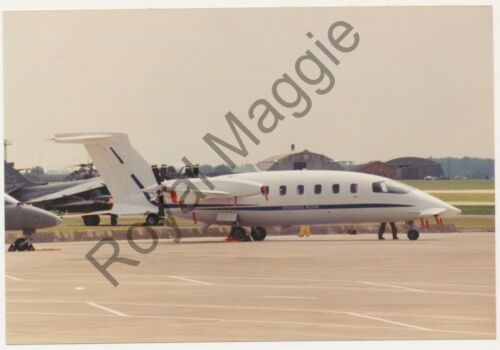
3;6;494;170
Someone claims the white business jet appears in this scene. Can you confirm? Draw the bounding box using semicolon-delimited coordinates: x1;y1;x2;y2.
54;132;460;241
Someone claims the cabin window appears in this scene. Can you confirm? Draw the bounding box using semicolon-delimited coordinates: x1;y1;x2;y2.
279;185;287;196
297;185;304;195
332;184;340;193
350;184;358;193
314;184;322;194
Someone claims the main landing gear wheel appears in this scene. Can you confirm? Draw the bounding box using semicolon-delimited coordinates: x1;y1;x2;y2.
250;227;267;241
83;215;100;226
145;214;160;226
230;226;247;241
407;229;420;241
13;238;34;251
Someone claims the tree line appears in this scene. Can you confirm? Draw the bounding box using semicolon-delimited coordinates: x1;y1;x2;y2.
433;157;494;179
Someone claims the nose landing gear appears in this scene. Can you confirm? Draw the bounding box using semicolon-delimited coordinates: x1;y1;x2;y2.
378;221;420;240
407;229;420;241
406;220;420;240
8;231;35;252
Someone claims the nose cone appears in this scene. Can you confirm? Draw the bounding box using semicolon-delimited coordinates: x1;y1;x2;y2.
413;189;462;217
30;206;62;229
430;195;462;217
39;211;62;228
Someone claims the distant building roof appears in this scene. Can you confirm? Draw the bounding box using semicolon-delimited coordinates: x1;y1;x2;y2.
353;161;380;172
386;157;444;179
353;161;397;179
259;152;298;165
387;157;441;166
257;149;342;171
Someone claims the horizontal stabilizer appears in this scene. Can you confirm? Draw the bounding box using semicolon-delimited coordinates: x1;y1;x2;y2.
53;134;114;144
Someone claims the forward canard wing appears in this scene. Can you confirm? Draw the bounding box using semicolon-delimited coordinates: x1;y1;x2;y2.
418;208;447;217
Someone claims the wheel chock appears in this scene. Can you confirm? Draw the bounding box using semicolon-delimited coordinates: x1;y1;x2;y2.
223;235;251;243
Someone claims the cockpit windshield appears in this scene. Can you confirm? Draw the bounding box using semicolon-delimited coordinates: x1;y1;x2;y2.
372;180;410;194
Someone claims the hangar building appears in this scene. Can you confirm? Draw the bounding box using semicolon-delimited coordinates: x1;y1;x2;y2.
257;149;342;171
354;161;397;178
387;157;445;179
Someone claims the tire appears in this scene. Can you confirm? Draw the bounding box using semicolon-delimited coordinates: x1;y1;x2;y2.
14;238;30;251
407;229;420;241
230;226;247;241
250;227;267;241
146;214;159;226
83;215;100;226
111;215;118;226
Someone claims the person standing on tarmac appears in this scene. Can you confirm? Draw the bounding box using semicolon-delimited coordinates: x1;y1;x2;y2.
378;222;398;240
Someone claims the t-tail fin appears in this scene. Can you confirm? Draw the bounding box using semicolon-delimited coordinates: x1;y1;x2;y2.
53;132;157;215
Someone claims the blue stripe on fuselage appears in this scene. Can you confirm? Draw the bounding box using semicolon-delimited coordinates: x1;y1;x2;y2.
162;203;412;211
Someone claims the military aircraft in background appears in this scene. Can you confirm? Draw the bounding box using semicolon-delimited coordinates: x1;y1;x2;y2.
4;194;62;251
4;161;113;225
